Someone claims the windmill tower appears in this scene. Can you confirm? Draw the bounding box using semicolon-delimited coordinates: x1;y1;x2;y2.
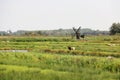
73;27;81;39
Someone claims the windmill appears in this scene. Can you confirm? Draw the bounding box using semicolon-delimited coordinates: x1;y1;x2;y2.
73;27;81;39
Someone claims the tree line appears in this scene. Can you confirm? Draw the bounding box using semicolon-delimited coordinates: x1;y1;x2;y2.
0;22;120;36
0;28;109;36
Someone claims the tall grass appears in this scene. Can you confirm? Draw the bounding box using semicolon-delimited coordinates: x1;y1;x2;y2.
0;35;120;80
0;52;120;80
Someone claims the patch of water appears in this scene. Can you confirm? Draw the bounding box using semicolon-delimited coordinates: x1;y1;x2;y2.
0;50;28;52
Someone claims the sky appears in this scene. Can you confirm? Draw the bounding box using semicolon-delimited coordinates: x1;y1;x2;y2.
0;0;120;32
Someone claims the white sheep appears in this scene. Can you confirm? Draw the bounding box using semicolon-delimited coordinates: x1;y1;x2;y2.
107;56;114;60
68;46;75;50
107;44;116;46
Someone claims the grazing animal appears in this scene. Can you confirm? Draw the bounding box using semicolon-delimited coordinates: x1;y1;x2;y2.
68;46;75;50
107;44;116;46
80;34;85;39
107;56;114;60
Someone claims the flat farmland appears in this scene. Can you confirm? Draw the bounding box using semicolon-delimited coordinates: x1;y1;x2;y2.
0;35;120;80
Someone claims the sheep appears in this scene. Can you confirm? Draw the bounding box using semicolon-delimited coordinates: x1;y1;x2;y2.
68;46;75;50
107;44;116;46
107;56;114;60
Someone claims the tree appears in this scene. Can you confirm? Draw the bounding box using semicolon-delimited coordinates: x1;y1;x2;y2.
110;23;120;35
36;31;42;35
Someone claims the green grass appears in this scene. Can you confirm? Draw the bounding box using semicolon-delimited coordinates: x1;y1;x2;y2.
0;52;120;80
0;36;120;55
0;65;119;80
0;35;120;80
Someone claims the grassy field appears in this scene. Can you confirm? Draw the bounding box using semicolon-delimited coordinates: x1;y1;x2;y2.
0;35;120;80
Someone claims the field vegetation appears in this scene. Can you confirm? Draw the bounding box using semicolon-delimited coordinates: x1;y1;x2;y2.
0;35;120;80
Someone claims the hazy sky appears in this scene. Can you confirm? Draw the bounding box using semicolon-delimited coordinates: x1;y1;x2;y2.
0;0;120;31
